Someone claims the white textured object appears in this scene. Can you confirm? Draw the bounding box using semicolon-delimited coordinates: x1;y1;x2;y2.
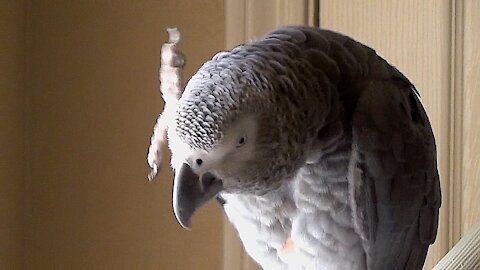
433;222;480;270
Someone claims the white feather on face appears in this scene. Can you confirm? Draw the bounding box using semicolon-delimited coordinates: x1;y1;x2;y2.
204;115;258;184
171;112;277;193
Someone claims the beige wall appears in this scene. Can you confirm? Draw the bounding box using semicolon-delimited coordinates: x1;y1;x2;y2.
0;0;26;269
19;1;224;269
460;0;480;236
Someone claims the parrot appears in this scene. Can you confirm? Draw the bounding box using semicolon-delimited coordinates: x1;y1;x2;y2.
147;26;441;270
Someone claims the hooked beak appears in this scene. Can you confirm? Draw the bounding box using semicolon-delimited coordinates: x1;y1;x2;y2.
172;163;223;229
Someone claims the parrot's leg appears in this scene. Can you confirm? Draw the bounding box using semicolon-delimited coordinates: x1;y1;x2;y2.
147;28;185;181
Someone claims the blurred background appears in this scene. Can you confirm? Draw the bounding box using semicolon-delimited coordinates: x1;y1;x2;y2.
2;1;224;269
1;1;479;270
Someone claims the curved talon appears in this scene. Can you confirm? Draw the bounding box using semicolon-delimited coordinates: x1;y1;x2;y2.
148;164;158;181
166;27;181;44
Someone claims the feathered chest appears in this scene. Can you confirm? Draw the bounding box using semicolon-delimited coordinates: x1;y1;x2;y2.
221;145;366;270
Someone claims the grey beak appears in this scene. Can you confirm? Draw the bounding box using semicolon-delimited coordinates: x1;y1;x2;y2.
173;163;223;229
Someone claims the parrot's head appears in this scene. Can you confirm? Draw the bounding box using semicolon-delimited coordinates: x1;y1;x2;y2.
168;51;319;229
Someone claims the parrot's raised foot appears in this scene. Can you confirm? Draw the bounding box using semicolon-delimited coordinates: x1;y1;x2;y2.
147;27;186;182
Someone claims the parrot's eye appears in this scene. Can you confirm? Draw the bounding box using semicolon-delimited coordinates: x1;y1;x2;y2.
236;136;246;148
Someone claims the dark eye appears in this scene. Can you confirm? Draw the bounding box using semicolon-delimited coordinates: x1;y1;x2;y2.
236;136;246;148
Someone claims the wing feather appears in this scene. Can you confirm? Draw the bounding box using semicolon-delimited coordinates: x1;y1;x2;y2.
349;80;441;269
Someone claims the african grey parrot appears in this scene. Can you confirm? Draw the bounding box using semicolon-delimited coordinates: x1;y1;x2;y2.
147;26;441;270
